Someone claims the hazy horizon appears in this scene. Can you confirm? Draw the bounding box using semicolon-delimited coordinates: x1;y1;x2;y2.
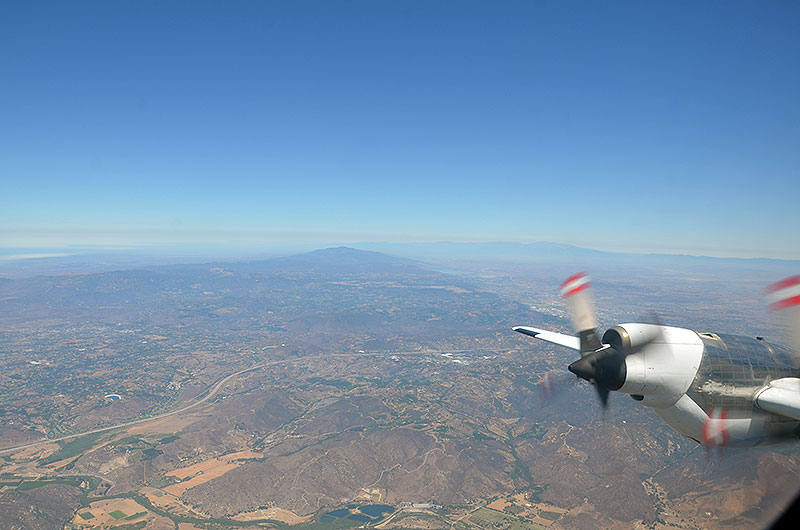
3;239;800;262
2;3;799;261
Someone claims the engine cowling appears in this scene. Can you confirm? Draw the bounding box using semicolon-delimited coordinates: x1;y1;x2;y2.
602;324;662;355
614;324;705;408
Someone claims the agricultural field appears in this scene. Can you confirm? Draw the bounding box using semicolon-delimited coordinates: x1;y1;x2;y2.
71;497;150;528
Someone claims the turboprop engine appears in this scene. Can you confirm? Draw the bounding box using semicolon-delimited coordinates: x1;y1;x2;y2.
513;273;800;446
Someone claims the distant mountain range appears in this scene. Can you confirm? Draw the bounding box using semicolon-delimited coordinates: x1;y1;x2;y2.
1;241;797;278
223;246;424;275
358;240;800;266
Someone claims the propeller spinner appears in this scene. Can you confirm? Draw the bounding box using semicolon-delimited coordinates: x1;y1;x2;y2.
559;273;660;408
557;273;619;407
514;273;664;409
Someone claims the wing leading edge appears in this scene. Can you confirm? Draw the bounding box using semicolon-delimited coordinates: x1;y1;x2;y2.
754;378;800;421
512;326;580;351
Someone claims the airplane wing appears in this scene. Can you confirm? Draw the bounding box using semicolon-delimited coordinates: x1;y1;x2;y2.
754;378;800;421
512;326;580;351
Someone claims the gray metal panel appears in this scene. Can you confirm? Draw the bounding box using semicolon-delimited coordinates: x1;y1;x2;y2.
686;333;797;414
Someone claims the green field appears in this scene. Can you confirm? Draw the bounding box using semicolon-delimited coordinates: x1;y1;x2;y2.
110;509;127;519
159;434;179;444
78;512;95;520
40;431;116;464
470;508;509;524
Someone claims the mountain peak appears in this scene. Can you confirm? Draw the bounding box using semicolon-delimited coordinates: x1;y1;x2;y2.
290;246;419;266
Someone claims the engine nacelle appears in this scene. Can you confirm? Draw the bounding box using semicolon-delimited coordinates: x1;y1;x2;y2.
602;324;662;355
614;324;705;408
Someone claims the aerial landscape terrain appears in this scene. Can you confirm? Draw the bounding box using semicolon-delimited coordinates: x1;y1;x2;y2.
3;1;798;529
1;246;798;530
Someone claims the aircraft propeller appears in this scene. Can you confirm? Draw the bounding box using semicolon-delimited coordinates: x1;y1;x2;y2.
534;369;579;406
766;275;800;365
559;273;662;408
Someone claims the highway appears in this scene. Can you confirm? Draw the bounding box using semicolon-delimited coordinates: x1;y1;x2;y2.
0;348;480;456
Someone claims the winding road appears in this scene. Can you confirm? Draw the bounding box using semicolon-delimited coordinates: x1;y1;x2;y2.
0;348;487;456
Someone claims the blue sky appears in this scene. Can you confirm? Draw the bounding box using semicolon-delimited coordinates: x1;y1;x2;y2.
1;1;799;258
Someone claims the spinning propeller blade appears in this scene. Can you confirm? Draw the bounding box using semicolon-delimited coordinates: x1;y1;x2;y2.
766;275;800;363
560;273;602;354
560;273;662;409
517;273;666;411
560;273;622;408
534;370;578;406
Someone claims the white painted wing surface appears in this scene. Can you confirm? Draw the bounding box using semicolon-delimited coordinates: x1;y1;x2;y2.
512;326;580;351
754;378;800;421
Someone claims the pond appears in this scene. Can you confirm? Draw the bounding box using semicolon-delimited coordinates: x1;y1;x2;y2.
359;504;394;518
324;504;395;522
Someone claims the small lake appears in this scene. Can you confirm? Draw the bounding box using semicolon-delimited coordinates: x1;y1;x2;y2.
324;504;395;522
359;504;394;518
